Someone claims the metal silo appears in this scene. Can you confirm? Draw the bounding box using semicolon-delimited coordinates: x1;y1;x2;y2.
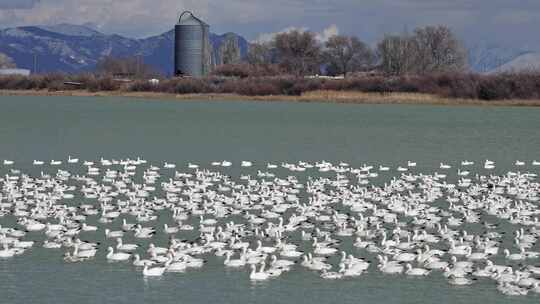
174;11;211;77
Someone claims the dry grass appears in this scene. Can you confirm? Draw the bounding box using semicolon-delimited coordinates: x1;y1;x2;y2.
3;72;540;101
2;89;540;107
296;90;540;106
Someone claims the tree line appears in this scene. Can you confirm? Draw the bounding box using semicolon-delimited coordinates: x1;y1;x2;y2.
95;56;157;78
0;53;16;69
94;24;466;79
246;25;467;77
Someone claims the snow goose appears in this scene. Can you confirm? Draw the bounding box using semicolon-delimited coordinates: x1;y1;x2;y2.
224;251;245;267
143;265;166;277
163;224;179;234
0;245;15;258
116;238;138;252
448;275;473;285
405;263;430;276
106;247;131;261
133;254;155;267
105;229;124;238
503;249;524;261
249;264;270;281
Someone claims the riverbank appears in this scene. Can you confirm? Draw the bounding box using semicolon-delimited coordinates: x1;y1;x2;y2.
1;89;540;106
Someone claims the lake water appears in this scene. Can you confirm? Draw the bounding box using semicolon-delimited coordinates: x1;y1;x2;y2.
0;95;539;304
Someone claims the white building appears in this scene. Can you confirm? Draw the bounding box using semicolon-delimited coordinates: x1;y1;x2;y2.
0;69;31;76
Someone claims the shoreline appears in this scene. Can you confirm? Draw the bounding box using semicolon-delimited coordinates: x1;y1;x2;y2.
1;89;540;107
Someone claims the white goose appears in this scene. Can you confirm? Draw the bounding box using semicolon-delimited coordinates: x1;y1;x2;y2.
224;251;246;267
133;254;155;267
106;247;131;261
105;229;124;238
165;259;187;272
0;245;15;258
143;265;166;277
163;224;179;234
448;275;473;285
503;249;524;261
164;162;176;169
270;255;295;268
249;264;270;281
81;223;98;232
405;263;430;276
116;238;138;252
440;163;451;169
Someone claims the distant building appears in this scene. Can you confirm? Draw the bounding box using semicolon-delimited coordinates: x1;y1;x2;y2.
0;69;31;76
174;11;211;77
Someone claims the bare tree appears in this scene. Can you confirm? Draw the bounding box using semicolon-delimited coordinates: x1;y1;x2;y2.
219;34;242;65
377;34;416;75
274;30;321;76
0;53;16;69
96;56;157;78
247;42;275;65
323;35;374;76
412;25;467;74
377;25;467;75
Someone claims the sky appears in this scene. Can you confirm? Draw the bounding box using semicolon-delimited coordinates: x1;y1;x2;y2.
1;0;540;49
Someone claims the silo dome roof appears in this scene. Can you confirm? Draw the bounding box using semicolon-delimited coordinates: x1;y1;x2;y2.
177;11;208;27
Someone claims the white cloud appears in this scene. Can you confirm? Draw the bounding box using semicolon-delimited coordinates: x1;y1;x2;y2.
1;0;540;49
253;26;308;43
0;0;341;39
253;24;339;44
0;0;209;37
315;24;339;43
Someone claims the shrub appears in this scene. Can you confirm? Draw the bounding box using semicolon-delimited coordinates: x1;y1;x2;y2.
2;71;540;101
38;74;66;90
47;80;70;91
173;78;212;94
212;64;285;78
128;80;155;92
212;64;250;78
234;78;281;96
97;77;120;91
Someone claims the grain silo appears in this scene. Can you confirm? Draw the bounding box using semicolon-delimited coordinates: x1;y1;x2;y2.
174;11;211;77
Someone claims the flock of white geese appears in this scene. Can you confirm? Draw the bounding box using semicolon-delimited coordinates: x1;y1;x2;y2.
0;157;539;297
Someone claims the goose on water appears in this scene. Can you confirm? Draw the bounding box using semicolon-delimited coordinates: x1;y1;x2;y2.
143;265;166;277
106;247;131;261
0;158;538;298
249;264;270;281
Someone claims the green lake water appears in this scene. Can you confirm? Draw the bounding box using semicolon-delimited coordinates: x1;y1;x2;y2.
0;95;539;304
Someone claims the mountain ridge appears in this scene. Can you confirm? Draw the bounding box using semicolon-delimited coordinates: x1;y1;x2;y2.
466;43;530;73
0;24;248;75
2;23;540;74
489;52;540;74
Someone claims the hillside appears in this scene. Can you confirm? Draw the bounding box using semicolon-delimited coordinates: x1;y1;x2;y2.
489;52;540;74
0;24;248;75
467;43;529;73
2;23;539;75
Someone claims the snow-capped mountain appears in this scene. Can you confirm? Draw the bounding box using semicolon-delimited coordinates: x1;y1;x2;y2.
467;43;532;73
0;24;248;75
2;23;538;75
489;52;540;74
38;23;103;37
